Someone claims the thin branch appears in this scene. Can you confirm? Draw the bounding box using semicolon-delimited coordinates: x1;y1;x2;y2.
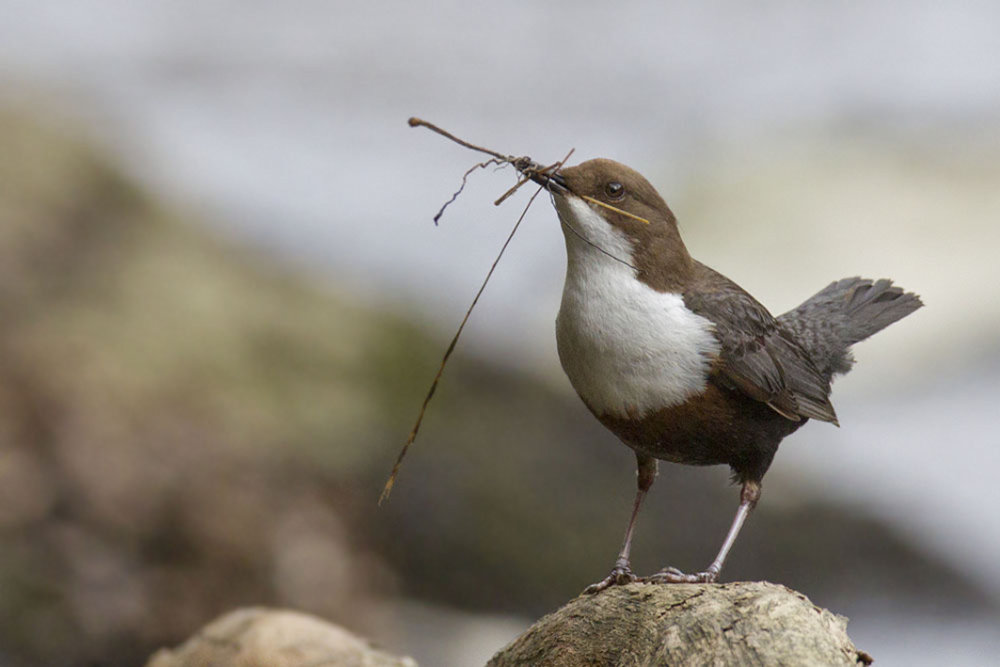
433;158;505;224
379;140;574;505
493;155;571;207
409;117;512;161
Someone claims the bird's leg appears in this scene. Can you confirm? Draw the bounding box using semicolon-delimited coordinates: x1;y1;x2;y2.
644;480;761;584
584;453;657;595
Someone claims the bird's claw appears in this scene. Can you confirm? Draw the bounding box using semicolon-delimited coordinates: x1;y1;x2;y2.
583;564;637;595
642;566;719;584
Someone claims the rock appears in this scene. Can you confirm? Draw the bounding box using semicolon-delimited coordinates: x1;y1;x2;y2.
489;582;872;666
145;607;416;667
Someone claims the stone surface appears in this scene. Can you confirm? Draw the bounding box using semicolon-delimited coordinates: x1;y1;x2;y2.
489;582;872;666
146;607;416;667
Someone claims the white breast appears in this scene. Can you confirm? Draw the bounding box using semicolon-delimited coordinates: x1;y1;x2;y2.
554;196;720;419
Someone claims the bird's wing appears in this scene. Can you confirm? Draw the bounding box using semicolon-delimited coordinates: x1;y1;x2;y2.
683;263;838;424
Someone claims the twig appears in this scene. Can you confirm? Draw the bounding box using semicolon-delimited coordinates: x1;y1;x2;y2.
410;116;546;220
493;174;533;207
378;188;543;504
409;117;512;162
379;127;573;504
493;155;569;207
433;158;505;224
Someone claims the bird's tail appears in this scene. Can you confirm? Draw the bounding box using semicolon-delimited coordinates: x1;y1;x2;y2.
778;277;923;378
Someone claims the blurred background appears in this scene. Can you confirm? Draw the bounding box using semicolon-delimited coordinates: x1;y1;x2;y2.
1;1;998;665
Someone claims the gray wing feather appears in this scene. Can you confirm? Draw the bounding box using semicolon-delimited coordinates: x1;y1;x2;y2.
683;263;838;424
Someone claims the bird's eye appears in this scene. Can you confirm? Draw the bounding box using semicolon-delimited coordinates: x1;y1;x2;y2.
605;181;625;200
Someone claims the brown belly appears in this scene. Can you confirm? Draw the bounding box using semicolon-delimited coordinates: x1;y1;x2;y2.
591;382;804;482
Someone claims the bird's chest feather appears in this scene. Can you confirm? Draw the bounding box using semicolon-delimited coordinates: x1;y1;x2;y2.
555;251;720;420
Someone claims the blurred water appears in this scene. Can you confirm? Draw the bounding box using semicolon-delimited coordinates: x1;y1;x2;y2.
2;1;998;365
2;2;999;664
782;360;1000;591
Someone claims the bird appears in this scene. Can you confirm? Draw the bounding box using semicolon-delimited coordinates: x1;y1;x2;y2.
523;158;922;593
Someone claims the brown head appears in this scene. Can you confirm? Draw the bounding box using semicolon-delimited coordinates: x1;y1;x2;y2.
530;158;694;292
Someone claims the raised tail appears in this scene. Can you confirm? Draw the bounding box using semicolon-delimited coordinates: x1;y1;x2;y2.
778;277;923;378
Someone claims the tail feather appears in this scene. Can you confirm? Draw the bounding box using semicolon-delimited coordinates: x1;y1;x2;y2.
840;278;923;344
779;277;923;378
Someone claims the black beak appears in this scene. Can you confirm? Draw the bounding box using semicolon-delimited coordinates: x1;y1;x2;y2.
518;159;569;195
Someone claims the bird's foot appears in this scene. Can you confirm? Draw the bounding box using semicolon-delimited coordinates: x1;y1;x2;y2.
642;565;719;584
582;562;637;595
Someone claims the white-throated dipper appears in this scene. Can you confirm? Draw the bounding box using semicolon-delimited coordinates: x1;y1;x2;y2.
524;158;922;593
